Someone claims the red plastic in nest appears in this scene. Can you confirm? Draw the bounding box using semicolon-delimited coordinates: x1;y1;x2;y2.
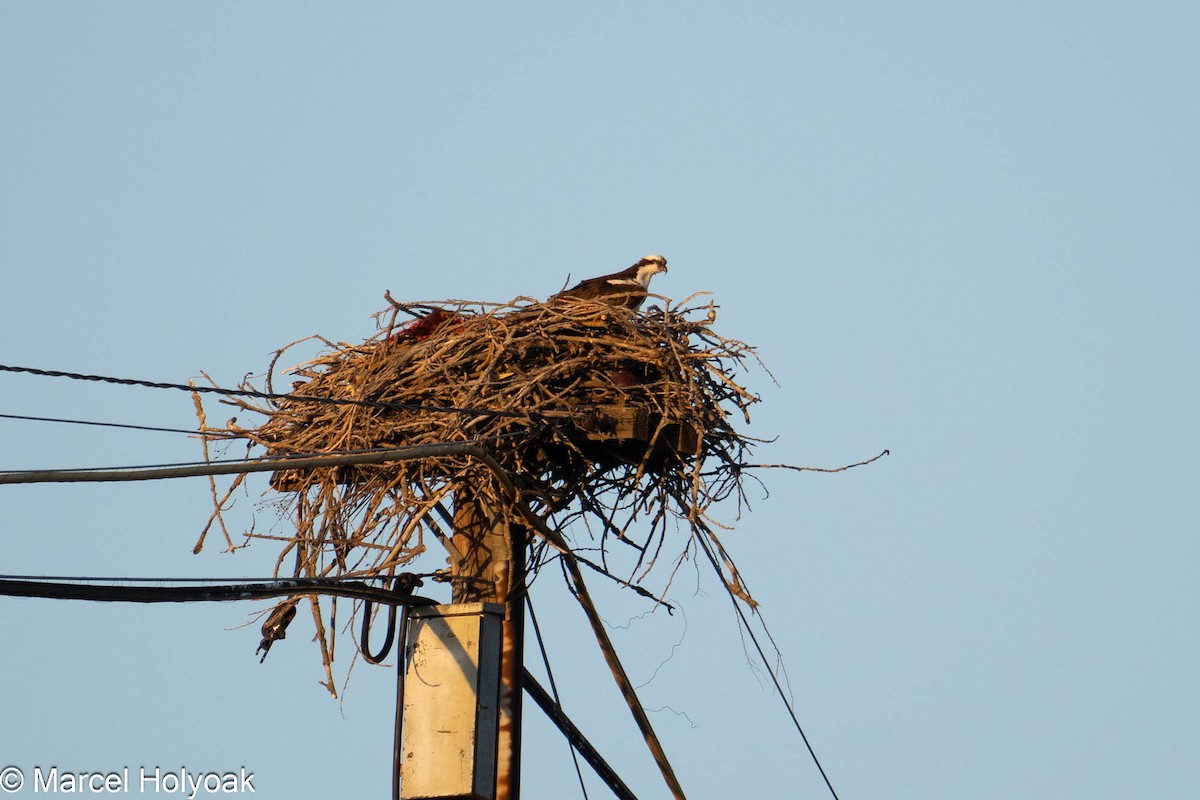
388;309;464;344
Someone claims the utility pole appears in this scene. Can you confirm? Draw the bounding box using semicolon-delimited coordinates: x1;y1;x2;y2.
398;486;527;800
447;491;527;800
397;405;697;799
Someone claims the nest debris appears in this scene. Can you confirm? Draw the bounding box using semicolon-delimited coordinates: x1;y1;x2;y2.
195;293;767;692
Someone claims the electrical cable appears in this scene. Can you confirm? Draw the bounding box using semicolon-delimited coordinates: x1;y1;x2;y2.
692;531;842;800
361;576;416;665
0;443;506;485
0;574;413;584
392;607;411;800
0;571;423;800
463;473;691;800
0;362;565;421
0;361;854;797
0;412;237;438
0;427;689;799
527;596;592;800
0;575;434;607
539;528;689;800
522;671;642;800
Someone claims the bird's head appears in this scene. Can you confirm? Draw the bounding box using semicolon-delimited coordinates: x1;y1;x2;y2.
631;254;668;287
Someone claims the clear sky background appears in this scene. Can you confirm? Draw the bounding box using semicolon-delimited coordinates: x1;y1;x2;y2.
2;3;1197;799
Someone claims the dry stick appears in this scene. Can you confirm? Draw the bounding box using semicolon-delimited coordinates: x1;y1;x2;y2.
515;504;688;799
309;595;337;697
484;488;687;799
193;473;244;554
191;381;242;553
353;445;693;800
376;488;451;572
181;301;755;780
741;449;891;473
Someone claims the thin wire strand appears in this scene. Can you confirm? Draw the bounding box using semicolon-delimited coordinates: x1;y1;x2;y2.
0;412;237;438
0;433;526;482
521;671;642;800
527;596;591;800
693;532;842;800
0;443;503;484
0;362;572;421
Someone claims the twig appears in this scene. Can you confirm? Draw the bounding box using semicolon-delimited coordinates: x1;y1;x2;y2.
739;449;890;473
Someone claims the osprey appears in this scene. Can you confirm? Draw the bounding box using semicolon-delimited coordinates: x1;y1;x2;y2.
551;254;668;310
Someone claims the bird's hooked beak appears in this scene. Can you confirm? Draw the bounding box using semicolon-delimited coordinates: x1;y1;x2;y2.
643;254;668;274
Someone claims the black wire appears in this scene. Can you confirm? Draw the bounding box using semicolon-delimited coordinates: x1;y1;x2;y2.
0;574;416;584
0;437;527;484
693;533;842;800
521;671;641;800
0;576;435;607
393;607;411;800
527;596;591;800
0;447;404;478
361;589;400;664
0;412;238;437
0;362;556;421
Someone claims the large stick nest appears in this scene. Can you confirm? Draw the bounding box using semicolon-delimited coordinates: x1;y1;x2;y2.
196;294;766;690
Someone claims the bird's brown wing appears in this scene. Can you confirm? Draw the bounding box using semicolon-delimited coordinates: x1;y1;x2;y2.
554;275;615;300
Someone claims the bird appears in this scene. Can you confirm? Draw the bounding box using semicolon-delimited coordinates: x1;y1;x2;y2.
550;254;668;310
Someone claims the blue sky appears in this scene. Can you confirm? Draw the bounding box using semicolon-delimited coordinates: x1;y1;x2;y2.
2;3;1198;798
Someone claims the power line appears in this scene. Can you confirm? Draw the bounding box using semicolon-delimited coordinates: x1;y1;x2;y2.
527;597;593;800
0;575;435;607
522;670;641;800
0;362;556;421
693;530;842;800
0;443;506;485
0;574;414;584
1;421;691;799
0;412;236;438
1;571;642;800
